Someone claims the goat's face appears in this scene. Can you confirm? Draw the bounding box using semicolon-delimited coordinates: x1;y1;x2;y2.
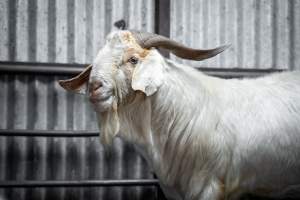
59;30;166;112
89;31;167;112
59;30;229;113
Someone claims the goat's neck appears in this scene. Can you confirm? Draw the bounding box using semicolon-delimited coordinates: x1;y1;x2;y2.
149;62;224;162
120;61;229;187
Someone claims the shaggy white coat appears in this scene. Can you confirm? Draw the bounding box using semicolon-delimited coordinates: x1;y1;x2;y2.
62;31;300;200
106;54;300;199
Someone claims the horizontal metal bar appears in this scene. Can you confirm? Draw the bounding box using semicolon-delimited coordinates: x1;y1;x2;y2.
0;179;159;188
201;68;285;78
0;61;285;78
0;61;87;75
0;129;98;137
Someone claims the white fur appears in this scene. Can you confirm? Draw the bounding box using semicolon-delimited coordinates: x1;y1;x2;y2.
117;60;300;199
87;31;300;199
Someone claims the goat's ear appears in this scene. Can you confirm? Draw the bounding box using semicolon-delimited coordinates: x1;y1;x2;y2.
58;64;92;94
131;52;164;96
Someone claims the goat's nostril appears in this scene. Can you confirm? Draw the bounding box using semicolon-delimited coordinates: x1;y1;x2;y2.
94;81;102;90
89;80;102;94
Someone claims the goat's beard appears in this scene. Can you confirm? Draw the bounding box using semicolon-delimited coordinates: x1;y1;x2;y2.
97;99;120;146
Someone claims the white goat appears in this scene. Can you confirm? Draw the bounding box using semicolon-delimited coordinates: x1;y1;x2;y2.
59;30;300;200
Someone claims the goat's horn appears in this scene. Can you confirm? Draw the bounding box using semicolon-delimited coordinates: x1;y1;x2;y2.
130;30;230;61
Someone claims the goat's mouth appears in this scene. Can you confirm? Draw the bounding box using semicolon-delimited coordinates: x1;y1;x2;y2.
89;93;112;103
90;95;114;112
89;90;114;112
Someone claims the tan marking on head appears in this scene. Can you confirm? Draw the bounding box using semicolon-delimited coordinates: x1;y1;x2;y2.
139;49;150;58
121;31;150;59
121;31;139;47
123;48;150;64
122;32;134;43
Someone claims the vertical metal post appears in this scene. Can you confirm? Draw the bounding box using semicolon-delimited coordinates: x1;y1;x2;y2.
155;0;170;58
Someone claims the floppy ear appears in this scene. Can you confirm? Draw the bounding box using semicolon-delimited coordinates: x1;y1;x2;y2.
58;64;92;94
131;52;164;96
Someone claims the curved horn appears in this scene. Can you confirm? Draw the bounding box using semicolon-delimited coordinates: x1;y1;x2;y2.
130;30;230;61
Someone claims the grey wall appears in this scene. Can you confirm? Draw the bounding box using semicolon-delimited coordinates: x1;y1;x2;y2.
170;0;300;70
0;0;300;200
0;0;155;200
0;0;154;63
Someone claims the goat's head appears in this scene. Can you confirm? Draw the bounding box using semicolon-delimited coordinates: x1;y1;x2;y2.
59;30;229;112
58;30;229;144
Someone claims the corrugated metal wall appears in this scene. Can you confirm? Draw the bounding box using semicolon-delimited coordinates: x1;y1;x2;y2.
170;0;300;70
1;0;300;200
0;0;154;63
0;0;155;200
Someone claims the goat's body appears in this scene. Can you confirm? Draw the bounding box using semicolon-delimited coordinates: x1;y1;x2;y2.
116;59;300;200
58;30;300;199
221;71;300;199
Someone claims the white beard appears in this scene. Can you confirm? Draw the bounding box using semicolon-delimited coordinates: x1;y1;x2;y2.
98;100;120;146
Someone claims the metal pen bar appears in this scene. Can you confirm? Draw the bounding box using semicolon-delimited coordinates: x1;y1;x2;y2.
202;68;285;78
0;61;285;78
0;129;99;137
0;179;159;188
0;61;86;75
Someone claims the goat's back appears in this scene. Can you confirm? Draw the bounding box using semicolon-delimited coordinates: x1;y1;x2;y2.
219;71;300;197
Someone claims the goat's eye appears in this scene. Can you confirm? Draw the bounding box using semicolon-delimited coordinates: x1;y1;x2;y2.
128;56;139;65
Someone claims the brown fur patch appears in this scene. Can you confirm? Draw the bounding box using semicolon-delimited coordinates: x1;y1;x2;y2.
139;49;150;58
122;32;134;43
122;48;150;63
121;31;150;61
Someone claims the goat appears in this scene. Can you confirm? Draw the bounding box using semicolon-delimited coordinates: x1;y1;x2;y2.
59;30;300;200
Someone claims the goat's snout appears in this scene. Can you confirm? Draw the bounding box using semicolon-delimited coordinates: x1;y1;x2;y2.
89;79;102;96
88;77;113;107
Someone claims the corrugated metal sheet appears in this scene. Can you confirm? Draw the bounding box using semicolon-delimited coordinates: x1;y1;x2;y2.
170;0;300;70
0;75;156;200
1;0;300;200
0;0;155;200
0;0;154;63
